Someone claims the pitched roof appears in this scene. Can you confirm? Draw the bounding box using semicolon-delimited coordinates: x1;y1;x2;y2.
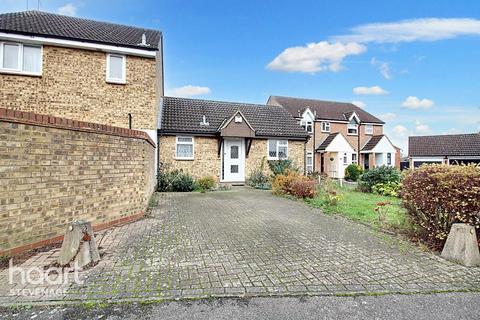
268;96;384;124
362;135;384;151
160;97;309;140
0;11;160;50
409;133;480;157
316;133;340;151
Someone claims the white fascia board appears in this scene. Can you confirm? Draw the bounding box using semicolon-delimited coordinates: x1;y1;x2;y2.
302;108;315;121
0;32;156;58
410;157;443;162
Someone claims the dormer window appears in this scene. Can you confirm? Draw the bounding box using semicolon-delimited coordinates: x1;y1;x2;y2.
106;53;126;84
0;42;42;75
235;115;243;123
321;121;330;133
347;119;358;135
301;120;313;133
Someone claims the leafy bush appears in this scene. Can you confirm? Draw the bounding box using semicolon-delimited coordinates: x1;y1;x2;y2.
358;166;401;192
247;156;271;189
157;165;196;192
272;171;316;198
372;181;401;197
268;159;297;176
344;164;363;181
197;176;215;192
401;164;480;248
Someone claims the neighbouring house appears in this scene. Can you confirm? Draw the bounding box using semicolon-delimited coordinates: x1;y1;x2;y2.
0;10;163;145
267;96;400;178
158;97;309;184
409;133;480;168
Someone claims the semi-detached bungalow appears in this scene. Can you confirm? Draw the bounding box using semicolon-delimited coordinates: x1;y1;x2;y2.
158;97;309;184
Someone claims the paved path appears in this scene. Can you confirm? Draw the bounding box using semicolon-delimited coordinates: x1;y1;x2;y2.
1;188;479;305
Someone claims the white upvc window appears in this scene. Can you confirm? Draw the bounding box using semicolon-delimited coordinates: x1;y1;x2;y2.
321;121;330;133
268;139;288;160
347;120;358;135
106;53;126;84
306;151;313;173
175;136;194;160
301;120;313;133
352;153;357;164
343;153;348;165
0;42;42;75
387;153;392;166
365;124;373;135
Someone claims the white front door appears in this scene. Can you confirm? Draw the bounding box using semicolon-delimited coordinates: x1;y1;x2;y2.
223;139;245;182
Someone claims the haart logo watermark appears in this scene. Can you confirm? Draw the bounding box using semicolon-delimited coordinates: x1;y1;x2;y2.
8;259;84;297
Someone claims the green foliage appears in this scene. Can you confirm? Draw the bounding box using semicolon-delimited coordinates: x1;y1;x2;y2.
358;165;401;192
197;176;216;192
372;181;401;197
247;156;271;189
401;164;480;248
268;159;297;176
344;164;364;181
157;164;196;192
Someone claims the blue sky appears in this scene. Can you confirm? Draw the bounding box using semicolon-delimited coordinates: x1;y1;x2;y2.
1;0;480;151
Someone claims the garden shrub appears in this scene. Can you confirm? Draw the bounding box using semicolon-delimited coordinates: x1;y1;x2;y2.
157;165;196;192
197;176;216;192
372;181;401;197
401;164;480;248
268;159;297;176
290;179;317;198
358;165;401;192
344;164;363;181
272;171;316;198
247;156;271;189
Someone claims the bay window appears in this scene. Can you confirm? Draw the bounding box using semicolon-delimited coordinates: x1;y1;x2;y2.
268;139;288;160
176;136;194;159
0;42;42;75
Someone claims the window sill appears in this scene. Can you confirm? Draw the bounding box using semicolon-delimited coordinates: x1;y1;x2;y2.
347;133;358;136
365;133;373;135
0;69;42;77
321;130;330;133
106;79;126;85
175;157;194;161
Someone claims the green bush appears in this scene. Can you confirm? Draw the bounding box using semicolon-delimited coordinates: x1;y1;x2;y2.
358;166;401;192
197;176;216;192
157;165;196;192
344;164;363;181
247;156;271;189
268;159;297;176
372;181;400;197
401;164;480;248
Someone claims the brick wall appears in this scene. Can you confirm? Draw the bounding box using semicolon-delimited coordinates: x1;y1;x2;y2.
0;45;157;130
0;109;156;255
159;135;305;180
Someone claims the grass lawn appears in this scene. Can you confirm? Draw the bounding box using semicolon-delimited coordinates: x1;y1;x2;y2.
305;183;412;233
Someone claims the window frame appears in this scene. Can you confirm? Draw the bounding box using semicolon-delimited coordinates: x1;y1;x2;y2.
365;124;373;135
347;122;358;135
106;53;126;84
0;42;43;76
175;136;194;160
352;153;357;164
321;121;331;133
300;120;313;133
343;153;348;165
268;139;288;160
387;153;392;166
306;151;313;173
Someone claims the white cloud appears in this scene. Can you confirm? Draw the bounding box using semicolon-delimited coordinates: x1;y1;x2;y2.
443;128;463;134
392;125;409;138
333;18;480;43
370;57;391;79
414;120;431;135
57;3;77;16
402;96;434;109
379;112;397;122
266;41;366;73
351;101;366;108
167;85;211;98
353;86;388;95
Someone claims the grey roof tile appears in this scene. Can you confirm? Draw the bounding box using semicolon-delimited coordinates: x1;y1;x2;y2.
0;10;160;50
160;97;308;139
268;96;384;124
409;133;480;157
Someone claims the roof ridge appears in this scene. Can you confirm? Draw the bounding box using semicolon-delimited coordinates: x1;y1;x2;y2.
270;95;356;105
163;96;272;108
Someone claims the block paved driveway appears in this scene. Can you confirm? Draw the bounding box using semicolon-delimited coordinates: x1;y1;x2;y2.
2;188;480;304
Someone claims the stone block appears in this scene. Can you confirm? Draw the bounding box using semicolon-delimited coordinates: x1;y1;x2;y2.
441;223;480;267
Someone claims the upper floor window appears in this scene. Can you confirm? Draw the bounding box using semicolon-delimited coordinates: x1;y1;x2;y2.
106;53;126;84
321;121;330;133
176;136;194;160
347;119;358;135
365;124;373;135
0;42;42;75
301;120;313;133
268;139;288;160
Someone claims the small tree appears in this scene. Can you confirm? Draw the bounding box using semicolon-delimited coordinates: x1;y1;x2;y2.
344;164;363;181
